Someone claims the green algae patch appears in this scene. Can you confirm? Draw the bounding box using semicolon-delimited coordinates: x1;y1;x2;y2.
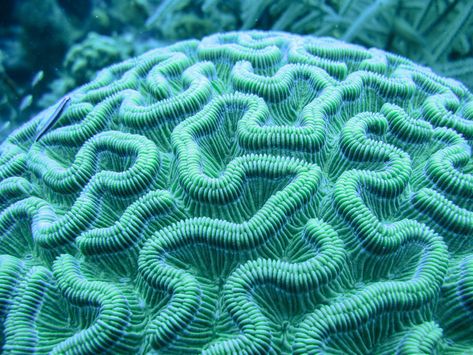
0;31;472;354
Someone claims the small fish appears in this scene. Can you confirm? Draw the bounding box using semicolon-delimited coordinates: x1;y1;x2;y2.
34;96;71;143
19;95;33;111
31;71;44;88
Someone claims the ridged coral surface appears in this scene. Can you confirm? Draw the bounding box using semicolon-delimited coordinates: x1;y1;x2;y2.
0;31;472;354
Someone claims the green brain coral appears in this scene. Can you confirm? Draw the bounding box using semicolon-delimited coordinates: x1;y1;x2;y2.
0;31;472;354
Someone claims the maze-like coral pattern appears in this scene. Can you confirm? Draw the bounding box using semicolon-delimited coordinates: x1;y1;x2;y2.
0;31;472;354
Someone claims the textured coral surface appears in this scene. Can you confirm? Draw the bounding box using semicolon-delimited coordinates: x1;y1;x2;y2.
0;31;472;354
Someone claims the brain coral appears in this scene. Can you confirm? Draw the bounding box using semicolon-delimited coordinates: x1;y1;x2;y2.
0;31;472;354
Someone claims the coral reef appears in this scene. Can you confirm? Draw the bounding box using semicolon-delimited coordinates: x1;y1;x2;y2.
0;30;472;354
1;0;473;143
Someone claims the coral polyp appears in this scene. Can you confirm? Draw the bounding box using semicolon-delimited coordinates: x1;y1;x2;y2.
0;31;472;354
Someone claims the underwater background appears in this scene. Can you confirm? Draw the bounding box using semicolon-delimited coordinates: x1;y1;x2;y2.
1;0;473;142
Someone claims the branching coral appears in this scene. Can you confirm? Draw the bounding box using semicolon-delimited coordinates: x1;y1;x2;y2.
0;31;472;354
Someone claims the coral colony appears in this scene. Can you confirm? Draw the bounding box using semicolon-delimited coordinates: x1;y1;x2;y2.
0;32;472;353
